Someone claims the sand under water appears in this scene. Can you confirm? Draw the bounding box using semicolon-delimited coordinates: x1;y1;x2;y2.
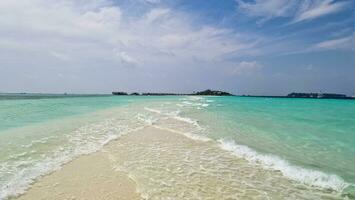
16;126;346;200
1;95;354;199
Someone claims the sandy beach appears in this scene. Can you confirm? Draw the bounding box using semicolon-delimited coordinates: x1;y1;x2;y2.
15;150;140;200
13;125;342;200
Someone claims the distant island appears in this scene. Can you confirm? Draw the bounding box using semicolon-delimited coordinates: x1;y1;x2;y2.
241;92;354;100
112;89;234;96
112;90;355;99
286;93;351;99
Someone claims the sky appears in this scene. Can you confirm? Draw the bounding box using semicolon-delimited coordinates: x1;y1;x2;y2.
0;0;354;95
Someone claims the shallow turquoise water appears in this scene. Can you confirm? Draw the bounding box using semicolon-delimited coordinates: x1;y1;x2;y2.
197;97;355;184
0;95;354;199
0;95;172;132
0;95;129;132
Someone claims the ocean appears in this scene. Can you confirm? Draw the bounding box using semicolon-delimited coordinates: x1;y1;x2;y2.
0;94;354;199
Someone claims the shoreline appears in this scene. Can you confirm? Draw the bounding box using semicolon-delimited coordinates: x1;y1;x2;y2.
12;135;143;200
14;152;140;200
13;126;344;200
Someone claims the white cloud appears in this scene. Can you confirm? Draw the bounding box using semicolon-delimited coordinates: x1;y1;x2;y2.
236;0;296;21
293;0;348;23
0;0;259;67
314;32;355;50
233;61;262;76
236;0;349;24
0;0;267;92
144;8;170;24
115;51;139;65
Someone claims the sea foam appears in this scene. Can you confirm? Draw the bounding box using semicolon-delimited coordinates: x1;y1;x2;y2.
218;139;349;192
144;107;162;114
0;118;133;200
173;116;201;128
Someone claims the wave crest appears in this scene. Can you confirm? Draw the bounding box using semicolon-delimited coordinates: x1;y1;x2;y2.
218;139;349;192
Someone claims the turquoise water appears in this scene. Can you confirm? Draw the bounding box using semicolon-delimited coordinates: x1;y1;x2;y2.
200;97;355;181
191;97;355;189
0;95;119;131
0;95;354;199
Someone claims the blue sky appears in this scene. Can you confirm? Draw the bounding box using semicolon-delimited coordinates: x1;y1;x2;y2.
0;0;354;95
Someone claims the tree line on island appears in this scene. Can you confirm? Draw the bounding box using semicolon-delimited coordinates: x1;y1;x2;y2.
112;90;354;99
112;89;233;96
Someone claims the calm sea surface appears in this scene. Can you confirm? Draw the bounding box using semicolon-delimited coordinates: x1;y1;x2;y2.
0;94;354;199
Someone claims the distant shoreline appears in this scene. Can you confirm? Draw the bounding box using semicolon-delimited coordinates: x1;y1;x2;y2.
112;90;355;100
237;96;355;100
237;93;355;100
112;89;234;96
1;90;354;100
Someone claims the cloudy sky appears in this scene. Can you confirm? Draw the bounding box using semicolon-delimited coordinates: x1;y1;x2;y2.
0;0;354;95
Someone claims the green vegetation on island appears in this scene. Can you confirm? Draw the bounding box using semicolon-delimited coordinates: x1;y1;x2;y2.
112;89;234;96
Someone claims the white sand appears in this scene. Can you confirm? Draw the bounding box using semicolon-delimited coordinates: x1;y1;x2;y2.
15;151;140;200
15;126;340;200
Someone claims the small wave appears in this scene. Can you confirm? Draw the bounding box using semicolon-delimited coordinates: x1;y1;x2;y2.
144;107;162;114
143;107;201;129
187;96;204;101
0;119;134;200
6;150;38;161
182;101;193;105
136;113;158;125
173;116;200;128
218;139;349;192
20;136;56;148
141;106;206;139
152;125;211;142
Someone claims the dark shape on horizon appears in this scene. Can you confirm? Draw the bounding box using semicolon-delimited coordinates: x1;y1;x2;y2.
112;89;233;96
112;91;128;95
194;89;233;96
240;93;354;99
287;93;350;99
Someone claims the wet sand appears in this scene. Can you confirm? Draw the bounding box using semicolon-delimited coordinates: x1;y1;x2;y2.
15;151;140;200
15;126;341;200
